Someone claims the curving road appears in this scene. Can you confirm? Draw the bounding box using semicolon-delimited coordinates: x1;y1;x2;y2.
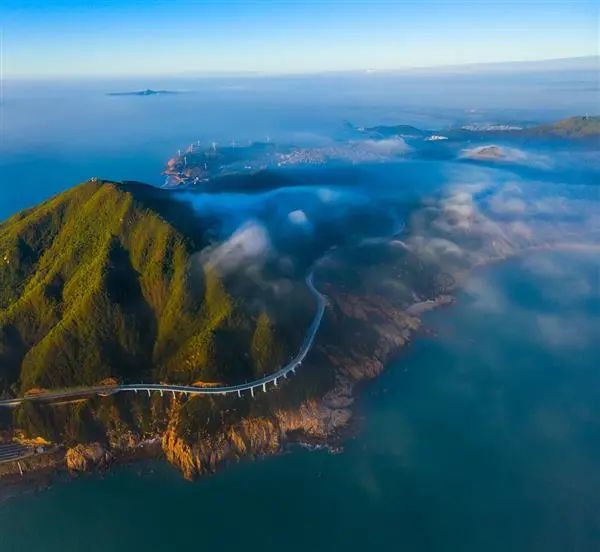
0;272;327;408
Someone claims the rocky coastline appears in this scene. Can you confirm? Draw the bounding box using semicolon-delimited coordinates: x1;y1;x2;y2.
6;238;595;488
0;289;453;489
4;165;590;492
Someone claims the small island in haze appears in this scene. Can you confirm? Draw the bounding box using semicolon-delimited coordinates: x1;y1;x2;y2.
107;89;180;96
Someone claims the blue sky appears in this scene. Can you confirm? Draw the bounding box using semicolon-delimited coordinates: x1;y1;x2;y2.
1;0;598;77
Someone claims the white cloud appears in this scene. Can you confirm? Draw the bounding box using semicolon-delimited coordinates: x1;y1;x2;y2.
360;137;411;156
488;195;527;215
463;275;507;312
317;188;339;203
287;209;309;225
202;220;271;274
507;221;533;240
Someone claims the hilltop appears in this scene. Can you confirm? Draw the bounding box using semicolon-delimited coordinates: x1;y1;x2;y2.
357;115;600;141
0;180;284;395
524;115;600;138
0;176;453;480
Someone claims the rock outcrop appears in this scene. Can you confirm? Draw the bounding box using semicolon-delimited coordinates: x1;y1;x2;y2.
65;443;112;472
161;290;434;479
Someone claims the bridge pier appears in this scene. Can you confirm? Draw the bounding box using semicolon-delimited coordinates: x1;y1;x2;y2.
0;270;327;412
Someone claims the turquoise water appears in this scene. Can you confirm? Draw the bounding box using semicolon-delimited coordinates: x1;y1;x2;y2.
1;250;598;551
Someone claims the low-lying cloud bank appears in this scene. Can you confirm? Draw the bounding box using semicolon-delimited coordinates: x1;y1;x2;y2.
405;169;599;277
179;136;597;325
201;220;271;275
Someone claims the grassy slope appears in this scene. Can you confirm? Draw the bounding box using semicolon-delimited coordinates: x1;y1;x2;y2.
0;180;269;394
527;116;600;138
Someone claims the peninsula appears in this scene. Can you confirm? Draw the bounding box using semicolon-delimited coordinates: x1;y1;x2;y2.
0;179;452;481
1;117;595;484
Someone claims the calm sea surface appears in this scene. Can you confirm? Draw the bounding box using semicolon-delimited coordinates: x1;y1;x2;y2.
0;77;598;551
0;250;598;551
1;71;597;219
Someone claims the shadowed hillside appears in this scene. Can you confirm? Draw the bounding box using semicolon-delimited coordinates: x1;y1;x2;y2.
0;180;285;395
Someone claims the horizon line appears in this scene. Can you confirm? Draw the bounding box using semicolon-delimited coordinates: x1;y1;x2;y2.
3;54;598;81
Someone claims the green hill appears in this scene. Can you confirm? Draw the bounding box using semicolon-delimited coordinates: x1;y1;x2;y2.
525;115;600;139
0;180;268;395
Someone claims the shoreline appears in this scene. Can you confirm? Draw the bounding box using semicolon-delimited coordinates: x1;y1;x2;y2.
0;241;594;498
0;290;451;495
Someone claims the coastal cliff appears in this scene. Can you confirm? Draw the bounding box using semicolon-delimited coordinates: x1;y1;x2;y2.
66;443;112;472
162;390;354;479
0;276;454;483
0;178;454;482
160;291;449;479
4;166;586;485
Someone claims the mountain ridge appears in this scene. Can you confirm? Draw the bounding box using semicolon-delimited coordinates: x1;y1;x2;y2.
0;180;279;395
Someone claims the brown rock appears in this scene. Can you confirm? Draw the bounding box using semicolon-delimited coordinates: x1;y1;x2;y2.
65;443;112;472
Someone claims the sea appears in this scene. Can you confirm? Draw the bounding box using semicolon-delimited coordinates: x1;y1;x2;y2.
0;71;598;551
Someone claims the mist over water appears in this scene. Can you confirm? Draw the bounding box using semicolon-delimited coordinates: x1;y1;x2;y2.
0;64;599;551
1;250;598;551
1;63;598;219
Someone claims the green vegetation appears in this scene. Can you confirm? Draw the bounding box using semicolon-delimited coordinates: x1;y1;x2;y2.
361;115;600;141
526;116;600;139
12;393;170;445
251;312;280;377
0;180;261;394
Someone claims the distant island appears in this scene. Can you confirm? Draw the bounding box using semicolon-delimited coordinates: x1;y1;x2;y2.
161;115;599;189
360;115;600;140
107;89;179;96
0;115;596;486
522;115;600;138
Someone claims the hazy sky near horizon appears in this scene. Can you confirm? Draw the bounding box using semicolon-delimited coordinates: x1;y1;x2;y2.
1;0;598;77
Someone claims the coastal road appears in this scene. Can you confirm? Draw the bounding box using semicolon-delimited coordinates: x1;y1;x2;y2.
0;443;29;464
0;272;327;408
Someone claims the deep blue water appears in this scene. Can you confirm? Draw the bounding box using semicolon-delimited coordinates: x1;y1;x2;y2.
0;75;598;551
0;250;598;551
